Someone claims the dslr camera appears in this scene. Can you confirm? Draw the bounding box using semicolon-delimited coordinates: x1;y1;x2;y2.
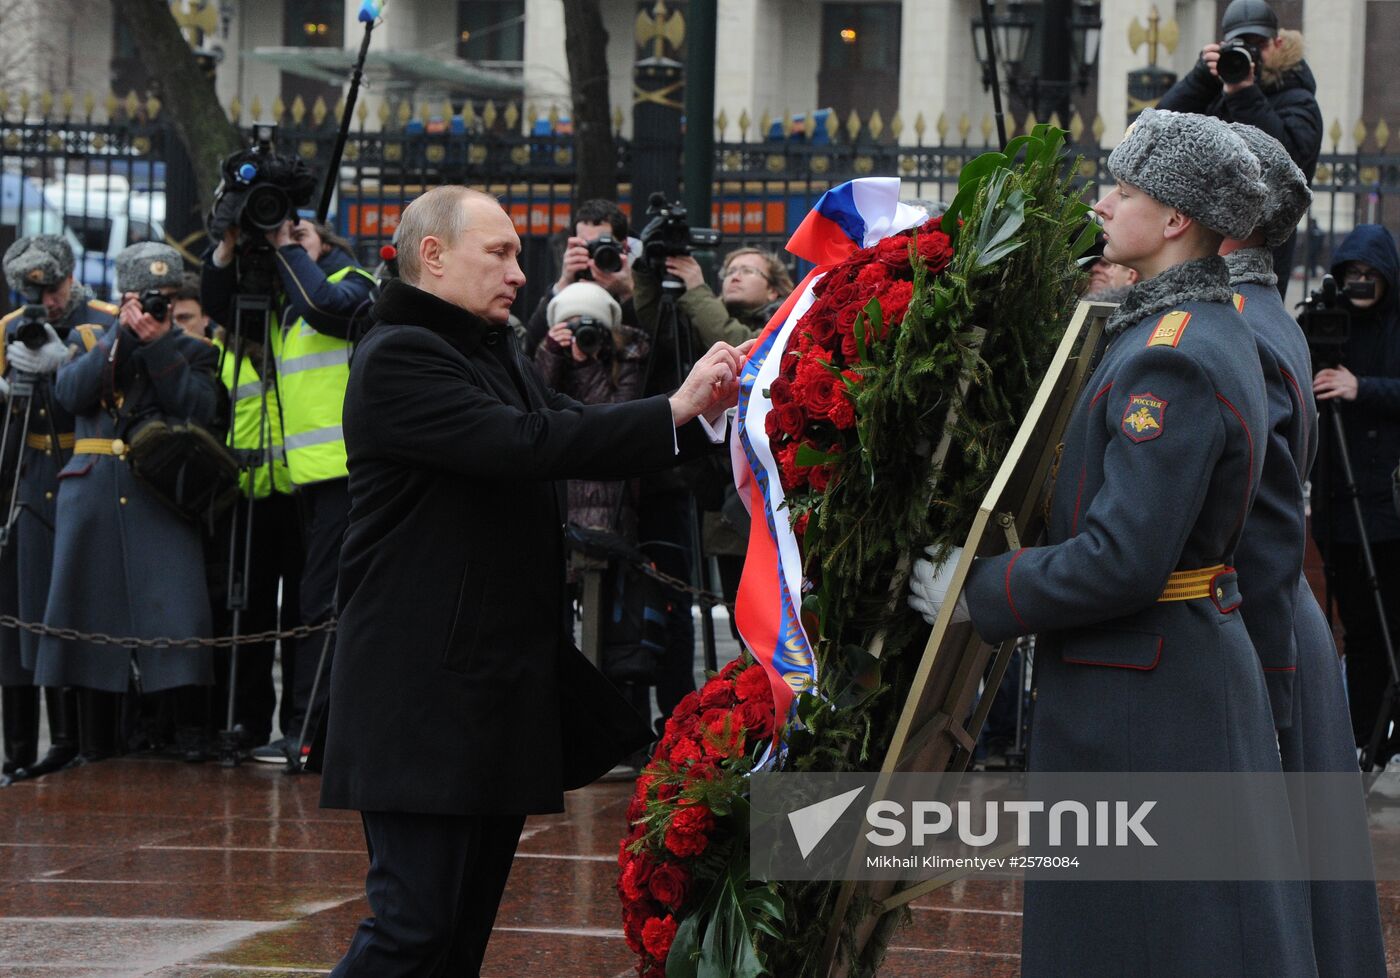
1217;39;1262;85
11;304;50;351
567;315;610;358
139;288;170;323
577;234;624;279
639;193;721;279
1298;273;1377;365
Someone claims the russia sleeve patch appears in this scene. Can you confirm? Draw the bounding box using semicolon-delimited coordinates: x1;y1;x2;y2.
1146;310;1191;348
1122;392;1167;443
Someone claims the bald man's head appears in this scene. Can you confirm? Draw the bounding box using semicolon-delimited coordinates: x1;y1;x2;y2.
397;186;525;323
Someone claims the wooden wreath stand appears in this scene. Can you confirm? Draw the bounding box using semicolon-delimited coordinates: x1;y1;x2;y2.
817;300;1115;977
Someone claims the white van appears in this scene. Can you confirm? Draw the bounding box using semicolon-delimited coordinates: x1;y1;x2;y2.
43;174;167;298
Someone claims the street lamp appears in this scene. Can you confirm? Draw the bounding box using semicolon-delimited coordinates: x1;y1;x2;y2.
971;1;1102;116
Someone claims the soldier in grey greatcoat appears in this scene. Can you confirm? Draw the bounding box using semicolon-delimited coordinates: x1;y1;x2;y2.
910;110;1317;976
36;243;219;760
0;236;117;782
1223;123;1386;978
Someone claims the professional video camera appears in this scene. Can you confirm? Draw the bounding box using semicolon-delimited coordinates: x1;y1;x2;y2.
1297;273;1376;364
639;193;721;278
10;304;49;351
206;125;318;301
567;314;610;357
1217;38;1263;85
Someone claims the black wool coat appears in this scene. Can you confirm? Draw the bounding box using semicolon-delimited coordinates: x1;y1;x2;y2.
320;280;719;816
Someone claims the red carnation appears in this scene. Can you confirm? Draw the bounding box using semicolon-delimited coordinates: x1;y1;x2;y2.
880;280;915;326
623;899;660;954
667;737;703;769
619;854;654;903
793;511;810;535
647;861;690;909
775;442;806;490
703;717;746;759
856;261;891;290
719;657;746;679
829;395;856;430
664;804;716;858
735;665;769;702
642;915;678;962
875;234;913;266
807;463;833;493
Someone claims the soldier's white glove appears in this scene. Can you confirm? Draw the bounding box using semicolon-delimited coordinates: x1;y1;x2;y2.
908;544;970;625
7;324;68;375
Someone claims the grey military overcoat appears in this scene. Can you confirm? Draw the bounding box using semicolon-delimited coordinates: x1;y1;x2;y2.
964;257;1318;978
1229;247;1386;978
35;322;219;693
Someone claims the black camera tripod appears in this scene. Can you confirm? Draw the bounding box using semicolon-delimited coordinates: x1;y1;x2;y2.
0;344;69;556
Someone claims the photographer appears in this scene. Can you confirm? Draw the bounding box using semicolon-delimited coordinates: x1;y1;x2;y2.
1309;224;1400;761
524;199;636;350
637;246;794;348
202;215;374;764
35;243;219;763
533;282;651;537
1157;0;1321;289
0;236;117;784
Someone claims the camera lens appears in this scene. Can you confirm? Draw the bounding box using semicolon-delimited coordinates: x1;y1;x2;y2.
570;316;607;357
588;235;623;273
242;184;291;232
1217;43;1252;85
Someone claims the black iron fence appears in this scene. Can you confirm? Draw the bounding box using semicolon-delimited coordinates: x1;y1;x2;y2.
2;94;1398;316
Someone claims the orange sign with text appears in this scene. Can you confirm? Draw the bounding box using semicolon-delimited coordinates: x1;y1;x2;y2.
712;201;786;235
348;204;402;237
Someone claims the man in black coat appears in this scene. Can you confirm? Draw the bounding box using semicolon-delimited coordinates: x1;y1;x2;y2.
1157;0;1322;292
321;186;749;977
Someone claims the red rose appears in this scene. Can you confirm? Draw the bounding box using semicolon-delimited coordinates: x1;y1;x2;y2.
829;395;856;430
657;780;680;801
699;679;736;710
875;234;913;266
807;463;833;493
647;861;690;909
626;793;645;822
622;899;660;954
719;657;746;680
735;665;769;702
619;826;644;866
918;229;954;274
803;310;838;347
642;915;678;961
768;377;792;405
840;329;860;361
736;698;776;740
803;374;842;419
772;402;806;439
856;262;891;290
619;855;653;903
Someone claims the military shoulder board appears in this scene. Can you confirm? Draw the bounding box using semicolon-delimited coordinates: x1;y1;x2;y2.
1146;310;1191;348
88;299;119;316
74;324;101;351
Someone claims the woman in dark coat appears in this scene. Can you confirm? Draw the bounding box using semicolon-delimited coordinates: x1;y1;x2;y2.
36;243;220;758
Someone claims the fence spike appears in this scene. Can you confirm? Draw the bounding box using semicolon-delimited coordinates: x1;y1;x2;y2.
227;96;242;124
39;91;52;116
482;100;497;129
1022;112;1038;137
548;102;561;127
271;96;286;121
526;101;538;128
82;91;95;118
738;108;751;139
18;91;31;118
312;96;328;127
250;95;263;120
781;110;792;139
145;95;160;120
462;100;477;127
60;91;73;117
979;114;992;143
868;108;884;141
419;99;432;126
715;108;728;138
376;99;390;125
1354;118;1368;149
104;91;118;120
1376;118;1391;151
758;109;771;140
1092;113;1105;144
504;101;520;131
1328;119;1342;149
890;111;902;140
1048;111;1062;132
1070;112;1085;142
290;95;306;124
845;108;862;141
397;99;414;127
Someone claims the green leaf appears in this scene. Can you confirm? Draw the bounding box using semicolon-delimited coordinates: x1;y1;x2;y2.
1070;219;1101;259
957;150;1009;189
795;443;841;467
667;914;703;978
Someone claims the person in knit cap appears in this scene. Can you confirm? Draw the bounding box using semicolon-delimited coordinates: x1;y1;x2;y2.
1222;124;1388;978
0;235;118;786
909;108;1316;976
35;241;220;764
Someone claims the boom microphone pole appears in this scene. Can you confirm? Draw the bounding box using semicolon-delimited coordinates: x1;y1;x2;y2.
315;2;383;224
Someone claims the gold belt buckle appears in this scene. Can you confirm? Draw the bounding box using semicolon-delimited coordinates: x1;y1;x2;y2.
111;438;126;458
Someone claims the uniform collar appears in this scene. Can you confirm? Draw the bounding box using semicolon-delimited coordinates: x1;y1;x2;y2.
1105;256;1234;336
371;279;506;356
1224;247;1277;288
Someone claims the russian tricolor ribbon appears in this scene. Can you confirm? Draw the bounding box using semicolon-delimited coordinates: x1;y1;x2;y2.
735;178;926;745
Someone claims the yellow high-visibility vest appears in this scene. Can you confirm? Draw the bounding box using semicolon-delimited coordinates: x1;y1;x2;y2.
270;265;375;485
214;338;291;499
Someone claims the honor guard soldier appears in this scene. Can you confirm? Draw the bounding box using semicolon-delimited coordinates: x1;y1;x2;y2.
1221;123;1387;978
36;243;220;762
0;235;116;784
910;110;1317;976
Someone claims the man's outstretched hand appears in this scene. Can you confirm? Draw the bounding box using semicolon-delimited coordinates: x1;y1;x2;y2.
669;339;758;427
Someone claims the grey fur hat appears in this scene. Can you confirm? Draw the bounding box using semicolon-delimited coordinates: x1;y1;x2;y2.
3;234;75;295
116;242;184;294
1229;123;1311;247
1107;108;1267;241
